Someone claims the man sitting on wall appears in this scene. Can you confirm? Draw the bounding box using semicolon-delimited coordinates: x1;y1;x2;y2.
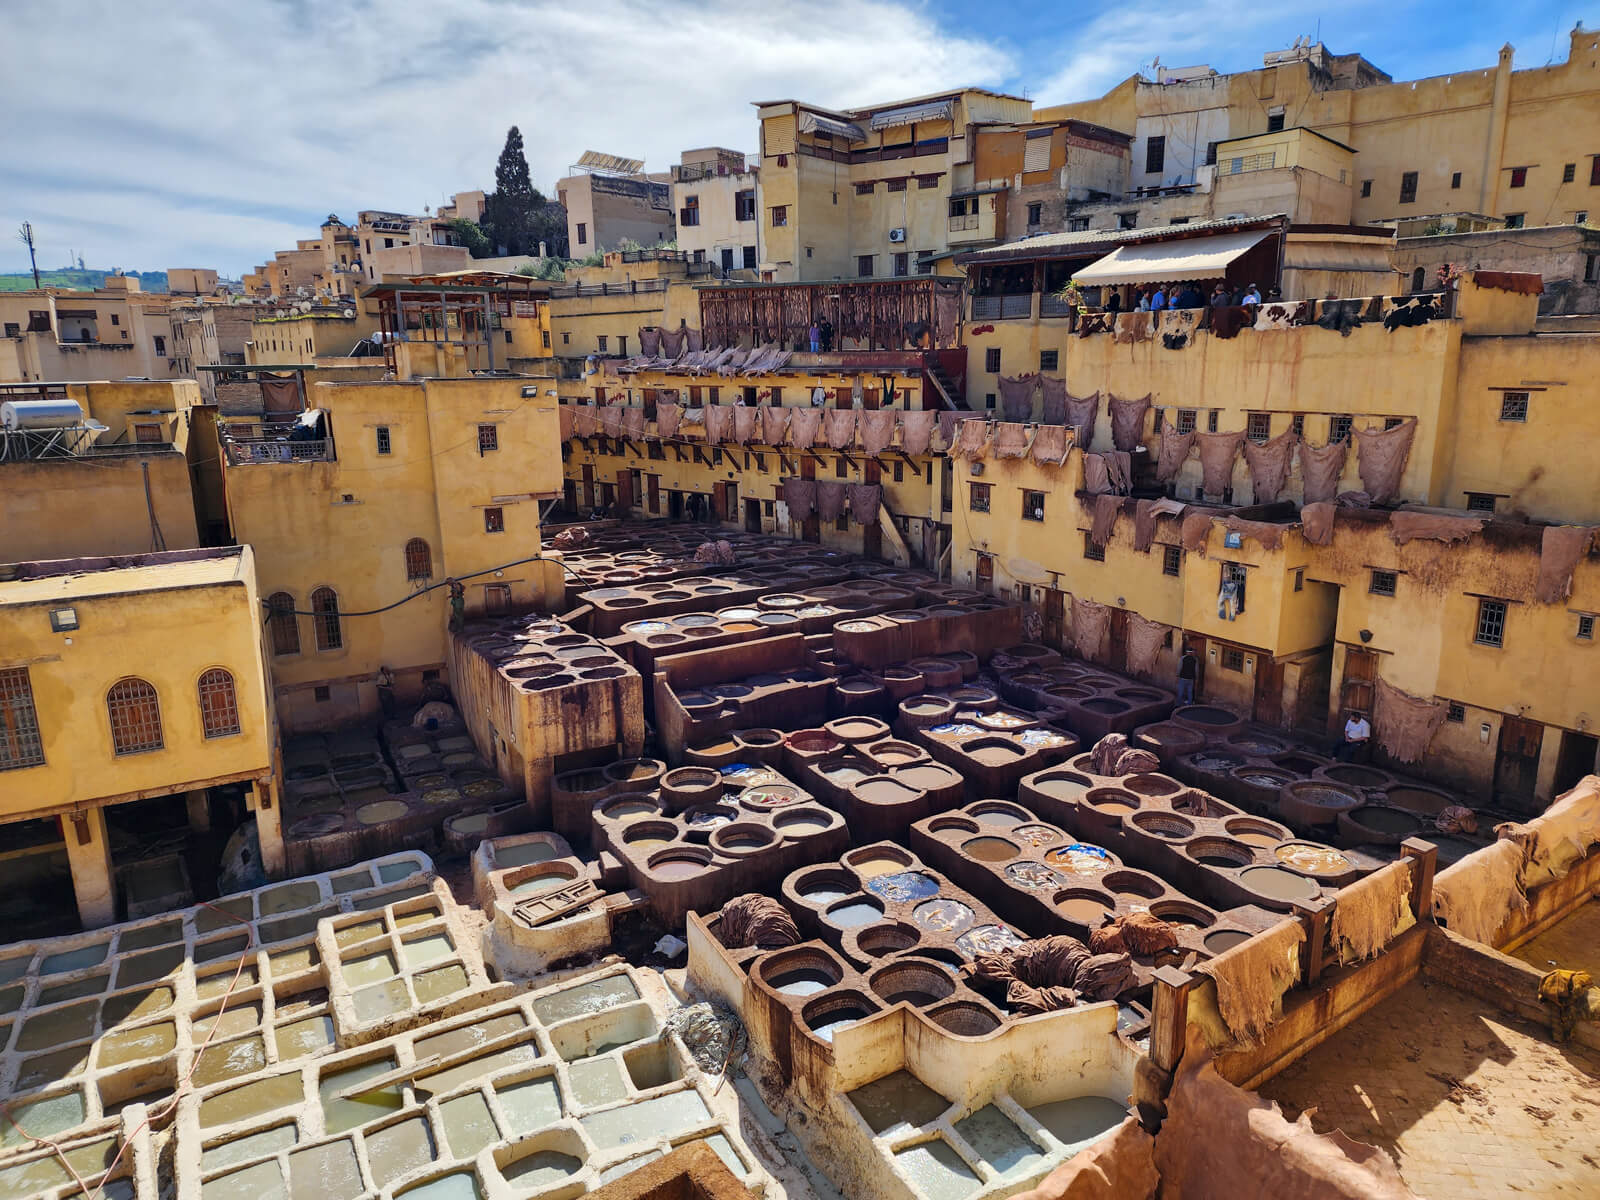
1337;709;1372;762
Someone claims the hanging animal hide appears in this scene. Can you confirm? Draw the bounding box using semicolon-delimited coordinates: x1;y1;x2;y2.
998;374;1039;423
621;407;646;440
858;409;897;455
782;478;816;521
558;406;575;441
1222;517;1287;550
1030;424;1069;466
1298;439;1349;504
599;406;624;438
1091;494;1122;547
1109;394;1152;452
730;406;758;445
1353;419;1416;505
659;327;686;357
1195;431;1244;498
1083;453;1112;495
849;484;882;525
1040;375;1068;425
1071;597;1112;662
759;404;789;446
1535;524;1595;604
815;480;848;523
701;405;732;444
1125;613;1169;676
638;327;662;357
1300;501;1335;546
1066;391;1100;448
1242;430;1297;504
652;403;681;440
1181;511;1213;555
823;408;857;450
955;419;990;459
992;421;1028;459
1387;510;1484;546
786;407;822;449
1373;676;1447;764
1155;429;1195;484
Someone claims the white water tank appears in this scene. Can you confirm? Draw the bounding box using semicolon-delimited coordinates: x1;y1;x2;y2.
1;399;87;430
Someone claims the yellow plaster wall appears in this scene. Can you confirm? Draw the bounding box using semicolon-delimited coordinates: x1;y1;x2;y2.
1;452;198;562
0;549;274;816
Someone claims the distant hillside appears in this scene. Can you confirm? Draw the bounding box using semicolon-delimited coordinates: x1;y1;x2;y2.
0;269;169;293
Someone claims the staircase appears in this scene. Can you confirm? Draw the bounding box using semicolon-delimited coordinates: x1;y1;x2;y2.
924;364;965;411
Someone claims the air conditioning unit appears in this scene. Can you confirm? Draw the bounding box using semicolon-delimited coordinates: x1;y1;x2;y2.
969;461;985;476
888;227;907;243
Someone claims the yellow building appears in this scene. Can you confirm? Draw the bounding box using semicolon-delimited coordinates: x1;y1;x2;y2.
0;546;280;930
671;148;763;275
1040;28;1600;232
547;250;707;369
0;277;184;384
223;376;564;733
755;88;1035;281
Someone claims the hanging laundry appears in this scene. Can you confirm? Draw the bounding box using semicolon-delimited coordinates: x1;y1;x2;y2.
1217;578;1242;621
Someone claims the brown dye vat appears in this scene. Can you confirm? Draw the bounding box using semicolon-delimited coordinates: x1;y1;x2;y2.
1204;929;1252;953
854;777;920;807
870;961;956;1008
1031;770;1092;801
1149;900;1214;929
965;740;1024;767
1343;806;1422;839
827;717;890;744
1172;705;1240;727
1185;837;1254;868
1123;774;1181;797
929;1002;1001;1036
1056;891;1114;927
1088;788;1140;815
962;837;1019;863
1320;764;1391;789
970;805;1027;827
774;808;835;834
1101;870;1164;900
711;824;776;855
623;821;678;851
1385;785;1454;816
1130;811;1195;840
866;741;923;765
927;816;980;836
848;848;912;879
1238;866;1321;903
856;924;920;956
600;797;659;823
647;851;712;881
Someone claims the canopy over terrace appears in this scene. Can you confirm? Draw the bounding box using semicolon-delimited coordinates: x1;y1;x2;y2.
1071;230;1276;288
363;276;550;374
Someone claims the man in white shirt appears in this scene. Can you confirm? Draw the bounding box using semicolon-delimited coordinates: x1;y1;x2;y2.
1338;710;1372;762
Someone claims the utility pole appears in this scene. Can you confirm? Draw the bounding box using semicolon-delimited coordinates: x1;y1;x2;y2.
17;222;40;288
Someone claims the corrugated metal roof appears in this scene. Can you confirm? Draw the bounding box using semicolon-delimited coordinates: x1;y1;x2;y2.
870;99;955;130
798;112;866;142
1072;231;1273;285
957;213;1290;264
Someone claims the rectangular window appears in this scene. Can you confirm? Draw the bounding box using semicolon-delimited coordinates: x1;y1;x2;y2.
1206;410;1219;433
1118;212;1138;230
1399;171;1418;203
1224;562;1247;613
735;189;756;221
1592;156;1600;186
1465;492;1498;512
1084;533;1106;562
1246;412;1272;443
484;506;504;533
1294;567;1304;592
1205;141;1218;166
576;223;587;245
153;335;167;356
969;483;991;513
1176;409;1197;435
1291;413;1306;438
770;206;788;226
1577;614;1595;641
855;181;876;195
1163;546;1182;576
1038;349;1059;373
133;423;163;444
918;174;940;188
542;330;550;348
893;252;909;277
1586;254;1598;283
857;255;875;277
597;335;608;352
1328;414;1354;443
832;514;848;532
0;668;45;771
376;426;391;455
1267;111;1285;132
1022;490;1045;521
314;685;331;702
1475;598;1507;647
1369;569;1398;597
1446;701;1465;723
1509;167;1527;188
1499;392;1529;422
886;178;907;193
477;424;499;453
893;460;904;482
1067;217;1090;232
618;335;627;356
834;456;847;478
1027;202;1043;226
985;347;1001;373
1145;135;1166;174
1221;646;1245;672
1563;163;1576;183
1360;179;1372;198
985;394;996;410
679;196;700;225
1505;213;1525;229
1451;171;1462;189
742;245;757;269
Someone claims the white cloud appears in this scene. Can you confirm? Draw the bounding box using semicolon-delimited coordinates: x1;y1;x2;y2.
0;0;1012;275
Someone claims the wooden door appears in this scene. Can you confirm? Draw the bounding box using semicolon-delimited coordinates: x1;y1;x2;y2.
614;470;633;511
1339;647;1377;721
1495;716;1544;812
744;498;761;533
563;479;577;514
647;474;660;515
863;519;882;559
1043;589;1066;650
1253;655;1284;726
1107;610;1129;671
580;464;595;510
1553;730;1599;798
975;553;994;594
800;454;819;542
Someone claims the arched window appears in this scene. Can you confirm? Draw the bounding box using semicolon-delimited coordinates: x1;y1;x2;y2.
311;587;343;651
198;668;240;739
1411;266;1426;293
404;538;433;581
107;678;163;755
267;592;299;656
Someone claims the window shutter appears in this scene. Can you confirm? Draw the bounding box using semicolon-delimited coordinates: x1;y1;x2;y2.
1023;136;1051;174
766;115;796;157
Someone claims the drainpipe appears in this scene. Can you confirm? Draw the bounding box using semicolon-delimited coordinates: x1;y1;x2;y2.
1479;44;1514;216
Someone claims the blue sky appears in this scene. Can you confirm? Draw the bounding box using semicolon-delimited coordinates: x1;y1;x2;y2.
0;0;1585;276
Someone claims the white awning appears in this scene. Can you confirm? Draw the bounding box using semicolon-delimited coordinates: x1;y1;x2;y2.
869;100;954;130
1071;230;1273;286
799;112;866;142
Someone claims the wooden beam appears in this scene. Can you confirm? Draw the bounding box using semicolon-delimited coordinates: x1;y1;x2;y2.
895;452;922;479
836;450;859;472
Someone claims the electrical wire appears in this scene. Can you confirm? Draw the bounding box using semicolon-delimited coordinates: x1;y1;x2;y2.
261;553;602;618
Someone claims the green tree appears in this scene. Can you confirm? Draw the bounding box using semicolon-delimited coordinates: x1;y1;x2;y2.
483;125;569;258
447;218;493;258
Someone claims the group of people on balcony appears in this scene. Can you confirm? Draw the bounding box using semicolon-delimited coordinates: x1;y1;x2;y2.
1113;281;1265;314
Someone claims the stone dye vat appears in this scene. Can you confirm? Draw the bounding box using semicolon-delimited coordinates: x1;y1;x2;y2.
473;833;629;976
830;599;1022;674
591;769;849;928
171;964;766;1200
787;732;970;843
651;633;840;764
580;560;851;637
991;651;1177;742
0;855;437;1196
549;757;668;841
447;616;649;823
897;693;1080;800
1020;758;1376;914
909;802;1242;985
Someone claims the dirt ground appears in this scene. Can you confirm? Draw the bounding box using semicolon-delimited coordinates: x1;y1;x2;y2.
1260;977;1600;1198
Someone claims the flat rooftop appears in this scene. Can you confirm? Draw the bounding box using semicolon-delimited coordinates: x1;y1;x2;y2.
0;546;247;605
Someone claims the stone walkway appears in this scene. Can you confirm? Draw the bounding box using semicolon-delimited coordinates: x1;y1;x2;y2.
1510;899;1600;980
1259;977;1600;1198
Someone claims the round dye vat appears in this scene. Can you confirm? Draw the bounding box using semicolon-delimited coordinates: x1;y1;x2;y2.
648;851;710;881
836;620;880;633
800;884;851;906
963;837;1019;864
1012;824;1063;848
1204;929;1253;954
978;712;1029;729
971;807;1024;829
855;778;920;806
1019;729;1069;748
685;809;733;830
850;852;910;879
770;969;836;997
1057;894;1113;926
1234;830;1282;850
928;723;982;740
826;900;885;928
1045;844;1114;876
1087;789;1139;816
1238;866;1321;903
1275;843;1353;875
913;899;975;934
1347;806;1422;837
741;785;801;808
775;808;833;834
1005;862;1068;890
866;872;941;904
822;764;869;786
357;800;408;825
892;764;959;790
602;799;657;823
956;925;1024;957
969;743;1025;766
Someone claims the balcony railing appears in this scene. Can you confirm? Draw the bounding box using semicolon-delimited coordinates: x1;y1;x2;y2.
224;438;333;464
948;213;980;232
1040;294;1076;318
971;294;1033;320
